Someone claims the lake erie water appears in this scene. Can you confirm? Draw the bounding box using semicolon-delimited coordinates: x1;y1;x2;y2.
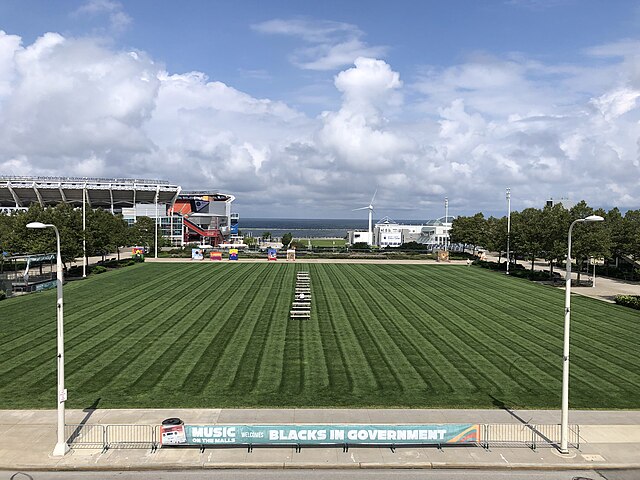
239;218;430;239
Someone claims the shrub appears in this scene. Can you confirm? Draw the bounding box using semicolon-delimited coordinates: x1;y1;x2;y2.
132;254;145;263
614;295;640;310
92;266;107;274
67;265;82;277
0;290;6;301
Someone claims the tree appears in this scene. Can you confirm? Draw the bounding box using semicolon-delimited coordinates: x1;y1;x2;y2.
570;202;611;283
605;207;625;267
540;203;570;279
129;216;158;252
86;208;116;262
243;236;257;248
262;231;272;241
483;216;507;263
513;208;544;273
622;209;640;261
281;232;293;248
109;214;130;261
450;213;485;254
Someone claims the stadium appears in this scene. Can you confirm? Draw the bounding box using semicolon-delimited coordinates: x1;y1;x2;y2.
0;175;239;248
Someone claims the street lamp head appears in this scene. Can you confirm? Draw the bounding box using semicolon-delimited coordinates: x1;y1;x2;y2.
26;221;49;229
584;215;604;222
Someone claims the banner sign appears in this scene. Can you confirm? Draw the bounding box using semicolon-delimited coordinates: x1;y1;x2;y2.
34;280;57;292
210;251;222;261
191;249;204;260
161;424;479;447
267;248;277;261
229;248;238;261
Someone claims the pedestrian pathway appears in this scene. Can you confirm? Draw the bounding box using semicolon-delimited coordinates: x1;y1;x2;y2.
1;408;639;471
484;255;640;303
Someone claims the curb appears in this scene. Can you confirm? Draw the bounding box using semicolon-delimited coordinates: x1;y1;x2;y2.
3;462;640;471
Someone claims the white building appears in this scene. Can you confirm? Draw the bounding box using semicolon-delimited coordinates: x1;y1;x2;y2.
373;217;403;248
347;230;373;245
415;217;454;250
347;216;453;249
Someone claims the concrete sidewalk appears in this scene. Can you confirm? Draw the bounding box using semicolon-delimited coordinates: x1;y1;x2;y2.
484;254;640;303
1;409;639;471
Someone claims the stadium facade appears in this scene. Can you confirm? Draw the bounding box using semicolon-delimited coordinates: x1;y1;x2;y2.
0;176;237;247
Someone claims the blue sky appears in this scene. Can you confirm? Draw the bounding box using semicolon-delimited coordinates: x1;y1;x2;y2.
0;0;639;218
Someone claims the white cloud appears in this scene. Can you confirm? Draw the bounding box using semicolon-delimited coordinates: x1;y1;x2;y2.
252;18;387;71
0;31;22;98
0;30;639;217
591;88;640;121
251;18;357;43
73;0;132;34
318;58;410;172
0;32;159;173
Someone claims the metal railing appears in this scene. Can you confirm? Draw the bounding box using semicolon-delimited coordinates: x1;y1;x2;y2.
65;424;159;451
64;423;580;452
65;424;106;449
482;424;580;450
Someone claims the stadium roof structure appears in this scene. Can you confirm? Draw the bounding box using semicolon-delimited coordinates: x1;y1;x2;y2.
0;176;181;210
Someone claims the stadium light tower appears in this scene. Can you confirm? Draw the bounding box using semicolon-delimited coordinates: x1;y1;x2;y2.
506;188;511;275
560;214;604;454
82;185;87;278
444;197;449;251
26;222;69;456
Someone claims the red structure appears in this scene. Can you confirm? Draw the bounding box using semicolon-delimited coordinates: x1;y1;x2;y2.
171;193;234;247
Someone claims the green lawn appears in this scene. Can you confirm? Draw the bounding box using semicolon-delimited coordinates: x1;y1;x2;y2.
0;263;638;410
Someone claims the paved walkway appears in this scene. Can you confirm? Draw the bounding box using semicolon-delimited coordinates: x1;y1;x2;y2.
484;255;640;303
1;409;639;471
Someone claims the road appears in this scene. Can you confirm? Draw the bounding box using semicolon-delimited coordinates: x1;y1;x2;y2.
4;470;639;480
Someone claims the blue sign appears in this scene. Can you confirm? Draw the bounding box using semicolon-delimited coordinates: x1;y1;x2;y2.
161;424;480;447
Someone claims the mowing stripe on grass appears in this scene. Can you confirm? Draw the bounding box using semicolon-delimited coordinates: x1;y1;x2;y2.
1;263;638;409
313;265;379;392
310;265;354;393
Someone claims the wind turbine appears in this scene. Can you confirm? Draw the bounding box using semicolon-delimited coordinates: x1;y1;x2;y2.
353;190;377;245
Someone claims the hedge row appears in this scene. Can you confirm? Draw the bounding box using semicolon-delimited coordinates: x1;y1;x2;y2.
614;295;640;310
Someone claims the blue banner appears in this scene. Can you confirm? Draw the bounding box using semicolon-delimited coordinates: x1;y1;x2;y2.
161;424;479;446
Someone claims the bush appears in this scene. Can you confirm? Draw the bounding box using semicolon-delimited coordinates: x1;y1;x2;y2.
132;254;145;263
614;295;640;310
92;266;107;274
0;290;6;301
67;265;83;277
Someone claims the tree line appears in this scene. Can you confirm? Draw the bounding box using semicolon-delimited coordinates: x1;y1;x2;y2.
0;204;160;267
449;201;640;280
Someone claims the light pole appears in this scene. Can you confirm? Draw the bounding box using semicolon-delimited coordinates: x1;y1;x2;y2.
154;185;159;259
560;214;604;453
82;185;86;278
26;221;69;456
506;188;511;275
444;197;449;252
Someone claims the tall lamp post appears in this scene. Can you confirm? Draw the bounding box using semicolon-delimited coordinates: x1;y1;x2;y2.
444;197;449;252
560;214;604;453
506;188;511;275
26;222;69;456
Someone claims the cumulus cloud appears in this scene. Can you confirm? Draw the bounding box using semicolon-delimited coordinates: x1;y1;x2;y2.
0;32;158;176
252;18;387;71
318;58;410;172
0;29;639;217
411;49;640;211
